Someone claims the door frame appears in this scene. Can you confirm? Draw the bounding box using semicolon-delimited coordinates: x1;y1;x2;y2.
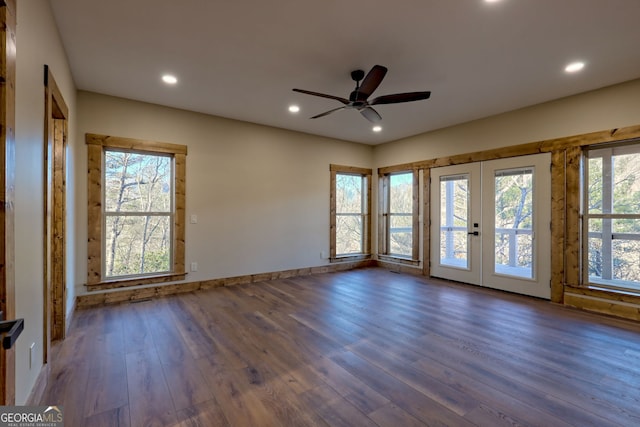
0;0;17;405
43;66;69;366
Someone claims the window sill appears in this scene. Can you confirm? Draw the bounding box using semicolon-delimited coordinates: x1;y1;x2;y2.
86;272;187;291
330;254;371;263
580;283;640;296
566;283;640;304
377;254;420;266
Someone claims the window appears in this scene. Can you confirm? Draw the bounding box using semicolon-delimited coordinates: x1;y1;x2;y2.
86;133;187;290
330;165;371;260
584;142;640;292
379;170;419;261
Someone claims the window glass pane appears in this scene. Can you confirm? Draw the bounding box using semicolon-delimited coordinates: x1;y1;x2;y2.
389;173;412;213
105;151;172;213
587;157;603;214
587;218;603;281
390;214;412;256
613;219;640;234
336;214;362;254
440;177;468;267
105;215;171;277
389;172;413;257
612;240;640;282
336;174;362;214
494;169;533;278
612;153;640;214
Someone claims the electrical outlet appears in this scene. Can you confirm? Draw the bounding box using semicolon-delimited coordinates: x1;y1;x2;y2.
190;214;198;224
190;262;198;272
320;250;328;259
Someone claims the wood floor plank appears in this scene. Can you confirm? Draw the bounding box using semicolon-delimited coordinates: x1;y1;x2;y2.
145;299;214;412
368;403;429;427
331;350;477;426
347;339;482;416
121;301;154;355
40;267;640;427
126;348;177;427
305;355;390;415
174;400;229;427
301;383;378;427
83;405;130;427
195;356;280;427
83;336;128;417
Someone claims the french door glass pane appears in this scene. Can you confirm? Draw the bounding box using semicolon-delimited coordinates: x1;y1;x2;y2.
494;169;533;278
440;176;468;268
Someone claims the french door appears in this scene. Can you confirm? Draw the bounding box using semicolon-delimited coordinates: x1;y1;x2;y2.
430;153;551;299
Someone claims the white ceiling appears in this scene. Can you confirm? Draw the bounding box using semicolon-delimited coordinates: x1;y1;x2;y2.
49;0;640;145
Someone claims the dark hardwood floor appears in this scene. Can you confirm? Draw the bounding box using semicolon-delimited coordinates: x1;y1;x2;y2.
40;268;640;426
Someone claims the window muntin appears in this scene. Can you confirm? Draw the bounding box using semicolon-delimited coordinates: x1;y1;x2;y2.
584;143;640;291
330;165;371;260
103;150;174;279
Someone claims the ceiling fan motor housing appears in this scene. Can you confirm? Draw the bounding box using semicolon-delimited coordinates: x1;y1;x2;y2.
351;69;365;82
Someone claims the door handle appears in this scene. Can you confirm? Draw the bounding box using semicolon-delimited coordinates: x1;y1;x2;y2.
468;231;479;236
0;318;24;350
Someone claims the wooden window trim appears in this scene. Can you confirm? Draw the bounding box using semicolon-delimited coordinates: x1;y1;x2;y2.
86;133;187;290
330;164;372;261
378;169;420;263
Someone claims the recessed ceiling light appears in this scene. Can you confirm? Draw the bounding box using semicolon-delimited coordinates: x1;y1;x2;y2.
288;105;300;113
162;74;178;84
485;0;502;3
372;126;382;132
564;61;585;73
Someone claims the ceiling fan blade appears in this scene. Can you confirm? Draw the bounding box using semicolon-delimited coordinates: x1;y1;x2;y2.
359;106;382;123
370;91;431;105
356;65;388;101
310;106;346;119
293;88;349;105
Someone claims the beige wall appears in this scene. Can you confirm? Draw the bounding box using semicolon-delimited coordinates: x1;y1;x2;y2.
75;92;373;297
373;78;640;168
14;0;77;404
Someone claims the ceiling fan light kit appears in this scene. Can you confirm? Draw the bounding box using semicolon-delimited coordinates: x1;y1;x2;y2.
293;65;431;123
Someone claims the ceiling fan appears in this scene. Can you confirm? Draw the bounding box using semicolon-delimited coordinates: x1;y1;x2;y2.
293;65;431;123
